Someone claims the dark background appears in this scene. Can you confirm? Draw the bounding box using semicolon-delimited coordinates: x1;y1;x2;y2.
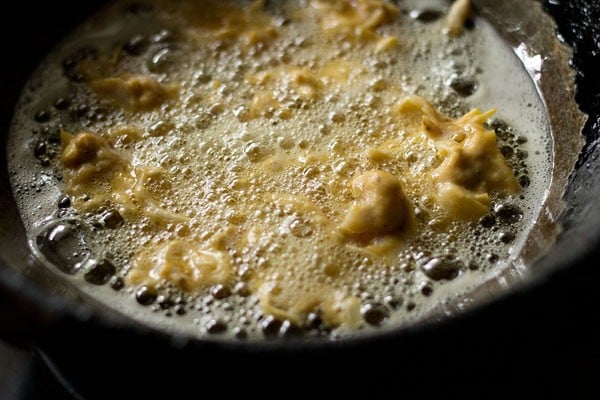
1;0;599;398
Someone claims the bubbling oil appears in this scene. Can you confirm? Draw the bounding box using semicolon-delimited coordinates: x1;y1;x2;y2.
7;0;553;340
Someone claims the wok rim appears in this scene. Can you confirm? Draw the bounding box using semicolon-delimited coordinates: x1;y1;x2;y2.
0;0;598;355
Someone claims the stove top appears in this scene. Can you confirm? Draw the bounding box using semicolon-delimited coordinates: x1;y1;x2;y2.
0;341;79;400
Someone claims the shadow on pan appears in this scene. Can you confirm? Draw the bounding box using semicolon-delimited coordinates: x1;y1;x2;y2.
0;0;599;396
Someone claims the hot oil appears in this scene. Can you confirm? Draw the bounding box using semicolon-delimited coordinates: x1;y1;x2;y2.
7;0;553;340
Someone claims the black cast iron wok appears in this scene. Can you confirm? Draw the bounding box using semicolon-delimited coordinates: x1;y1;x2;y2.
1;0;599;396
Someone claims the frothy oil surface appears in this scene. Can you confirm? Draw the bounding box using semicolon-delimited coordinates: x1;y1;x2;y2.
8;0;552;340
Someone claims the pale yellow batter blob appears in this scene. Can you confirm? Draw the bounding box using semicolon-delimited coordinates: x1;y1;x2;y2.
61;131;186;226
309;0;399;43
445;0;472;36
90;75;178;112
128;239;232;291
395;96;519;221
340;170;410;235
161;0;278;47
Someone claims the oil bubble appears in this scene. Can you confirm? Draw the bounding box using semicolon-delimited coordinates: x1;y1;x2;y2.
136;286;157;306
82;258;117;285
420;256;463;281
34;219;92;274
361;303;389;326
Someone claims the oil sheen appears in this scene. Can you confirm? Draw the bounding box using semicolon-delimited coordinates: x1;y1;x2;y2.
8;0;552;340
